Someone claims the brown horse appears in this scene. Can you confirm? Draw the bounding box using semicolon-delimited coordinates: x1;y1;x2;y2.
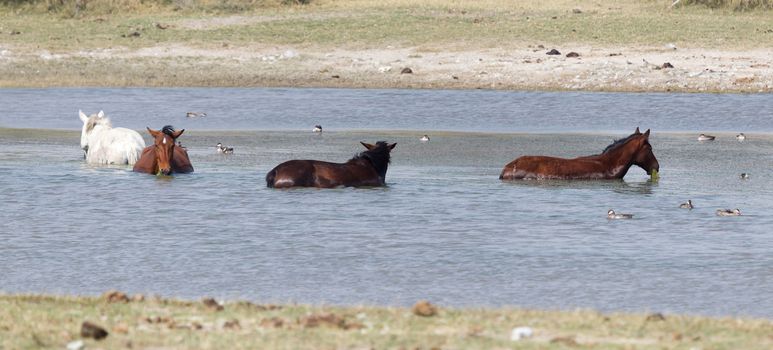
132;126;194;175
500;128;659;180
266;141;396;188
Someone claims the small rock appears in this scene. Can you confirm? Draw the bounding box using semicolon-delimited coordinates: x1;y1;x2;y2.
572;8;582;14
537;44;545;49
260;317;285;328
609;52;622;56
222;319;241;330
378;66;392;73
202;297;224;311
81;321;109;340
566;52;580;58
331;75;340;79
662;62;674;69
546;49;561;55
551;336;579;346
412;300;437;317
666;43;677;50
646;312;666;321
298;313;346;329
9;31;21;35
66;340;85;350
401;67;413;74
452;75;459;80
282;49;298;59
155;23;169;30
102;290;129;303
510;326;533;341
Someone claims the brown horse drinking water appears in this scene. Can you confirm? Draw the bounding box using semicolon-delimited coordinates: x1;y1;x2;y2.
266;141;396;188
499;128;659;180
133;126;194;175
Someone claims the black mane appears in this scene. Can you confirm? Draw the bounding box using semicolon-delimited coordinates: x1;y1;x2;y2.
351;141;392;180
601;132;639;154
162;125;176;136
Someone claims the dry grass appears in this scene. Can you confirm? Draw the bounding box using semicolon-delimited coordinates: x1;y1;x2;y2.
1;293;771;349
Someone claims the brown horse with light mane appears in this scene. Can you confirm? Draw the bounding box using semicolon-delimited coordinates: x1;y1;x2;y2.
266;141;396;188
133;125;194;175
500;128;659;180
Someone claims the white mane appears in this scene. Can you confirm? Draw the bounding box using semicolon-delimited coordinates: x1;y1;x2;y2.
79;110;146;165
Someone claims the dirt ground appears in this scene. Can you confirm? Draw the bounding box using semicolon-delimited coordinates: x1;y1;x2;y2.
2;40;771;92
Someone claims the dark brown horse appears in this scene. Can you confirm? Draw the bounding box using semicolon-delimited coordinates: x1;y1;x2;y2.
500;128;659;180
133;126;194;175
266;141;396;188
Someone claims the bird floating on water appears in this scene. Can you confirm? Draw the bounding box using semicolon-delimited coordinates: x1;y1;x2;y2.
736;133;746;141
679;200;694;209
697;134;716;141
716;208;741;216
216;142;233;154
740;173;750;180
186;112;207;118
312;125;322;133
607;210;633;219
420;135;430;142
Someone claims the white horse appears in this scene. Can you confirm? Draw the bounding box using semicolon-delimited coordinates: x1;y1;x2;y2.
79;110;145;165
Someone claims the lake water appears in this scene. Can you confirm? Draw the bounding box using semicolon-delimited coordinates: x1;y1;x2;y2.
1;88;771;318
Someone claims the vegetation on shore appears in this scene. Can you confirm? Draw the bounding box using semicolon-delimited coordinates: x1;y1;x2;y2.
1;293;771;349
0;0;771;89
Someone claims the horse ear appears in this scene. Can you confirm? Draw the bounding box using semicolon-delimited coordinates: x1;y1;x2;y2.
171;129;185;139
388;143;397;150
635;127;641;134
98;110;105;118
360;142;374;150
79;110;88;123
146;127;159;137
644;129;651;138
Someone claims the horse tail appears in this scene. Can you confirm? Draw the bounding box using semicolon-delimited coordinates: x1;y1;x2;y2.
265;168;277;188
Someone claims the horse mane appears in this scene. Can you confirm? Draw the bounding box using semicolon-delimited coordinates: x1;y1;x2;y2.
351;141;392;179
161;125;176;136
85;114;112;133
601;132;639;154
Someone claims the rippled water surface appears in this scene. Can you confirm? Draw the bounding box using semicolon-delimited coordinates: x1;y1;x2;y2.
1;88;771;318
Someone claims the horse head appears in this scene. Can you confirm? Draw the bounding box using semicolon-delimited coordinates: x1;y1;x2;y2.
631;128;659;175
147;125;184;175
78;110;110;155
359;141;397;181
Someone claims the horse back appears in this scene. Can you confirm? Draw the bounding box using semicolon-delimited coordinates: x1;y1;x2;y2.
267;159;382;188
171;147;194;173
501;155;605;179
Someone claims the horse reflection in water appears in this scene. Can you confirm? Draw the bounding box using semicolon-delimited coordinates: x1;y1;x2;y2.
133;126;194;175
500;128;659;180
266;141;396;188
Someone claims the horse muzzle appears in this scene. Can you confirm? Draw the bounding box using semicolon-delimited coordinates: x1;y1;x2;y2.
159;168;172;176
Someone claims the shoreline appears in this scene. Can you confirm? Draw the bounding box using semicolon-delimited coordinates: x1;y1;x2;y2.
2;293;771;349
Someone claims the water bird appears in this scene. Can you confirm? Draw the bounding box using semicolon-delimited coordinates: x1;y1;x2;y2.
186;112;207;118
312;125;322;133
697;134;716;141
420;135;430;142
177;141;187;150
679;200;693;209
740;173;750;180
736;133;746;141
216;142;233;154
607;210;633;219
716;208;741;216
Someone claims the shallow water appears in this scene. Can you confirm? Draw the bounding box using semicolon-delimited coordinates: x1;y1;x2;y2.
0;88;772;318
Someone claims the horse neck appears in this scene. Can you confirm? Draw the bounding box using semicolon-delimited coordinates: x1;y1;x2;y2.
353;151;390;180
88;124;112;138
598;141;639;178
